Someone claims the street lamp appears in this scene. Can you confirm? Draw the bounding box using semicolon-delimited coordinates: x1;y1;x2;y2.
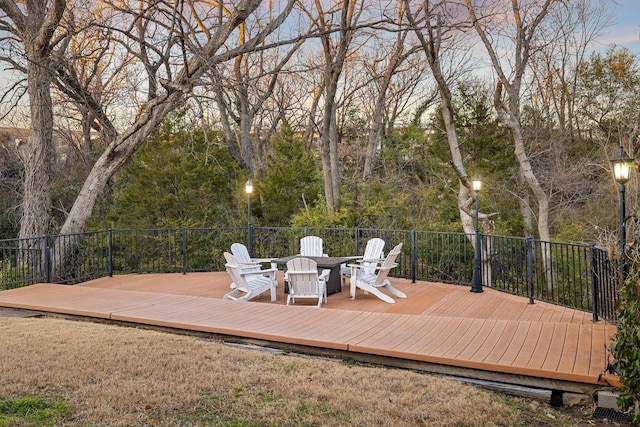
610;146;634;279
470;178;483;293
245;179;253;256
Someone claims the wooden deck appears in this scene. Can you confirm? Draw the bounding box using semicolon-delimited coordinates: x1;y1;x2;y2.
0;272;619;393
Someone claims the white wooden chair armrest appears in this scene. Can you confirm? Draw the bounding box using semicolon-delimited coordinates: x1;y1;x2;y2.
238;261;262;267
288;269;317;275
239;267;277;275
374;263;398;271
356;258;385;264
238;267;277;283
318;269;331;281
251;258;275;264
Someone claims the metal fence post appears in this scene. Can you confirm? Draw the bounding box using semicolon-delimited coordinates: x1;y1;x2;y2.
43;235;51;283
411;230;417;283
354;227;360;255
182;228;188;275
526;237;534;304
589;244;599;322
107;229;113;277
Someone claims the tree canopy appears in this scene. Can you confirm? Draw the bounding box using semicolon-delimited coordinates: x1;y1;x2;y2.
0;0;634;249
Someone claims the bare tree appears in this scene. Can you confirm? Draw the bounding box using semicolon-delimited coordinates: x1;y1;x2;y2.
361;4;418;183
60;0;296;233
1;0;298;277
207;10;307;176
464;0;562;244
403;1;477;230
301;0;367;213
0;0;67;240
524;0;615;240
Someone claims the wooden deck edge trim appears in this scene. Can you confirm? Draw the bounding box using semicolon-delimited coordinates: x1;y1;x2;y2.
347;344;610;386
108;313;350;351
0;302;113;320
345;352;604;395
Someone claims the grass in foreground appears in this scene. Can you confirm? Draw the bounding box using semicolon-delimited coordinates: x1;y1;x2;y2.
0;317;626;426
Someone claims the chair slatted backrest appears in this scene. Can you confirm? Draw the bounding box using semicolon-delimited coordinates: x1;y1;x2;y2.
286;257;321;297
362;238;385;275
230;243;251;263
372;243;403;286
300;236;324;257
230;242;258;268
224;252;247;291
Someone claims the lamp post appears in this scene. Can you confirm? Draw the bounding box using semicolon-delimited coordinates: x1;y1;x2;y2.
470;178;483;293
610;146;634;280
245;179;253;256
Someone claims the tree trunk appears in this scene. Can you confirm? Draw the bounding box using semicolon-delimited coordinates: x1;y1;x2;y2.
320;79;337;212
18;60;54;240
508;102;551;243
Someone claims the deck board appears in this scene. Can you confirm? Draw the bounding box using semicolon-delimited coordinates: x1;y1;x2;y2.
0;272;619;390
541;324;568;372
511;322;543;367
497;321;531;366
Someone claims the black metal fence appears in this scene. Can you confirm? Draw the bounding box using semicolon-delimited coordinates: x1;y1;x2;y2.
0;226;619;322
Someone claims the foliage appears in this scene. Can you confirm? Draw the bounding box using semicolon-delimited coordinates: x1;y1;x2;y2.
0;397;71;426
256;123;322;226
427;82;523;235
0;196;19;240
577;45;640;141
99;120;243;229
0;132;22;239
552;222;590;244
290;194;353;228
611;212;640;425
0;261;35;289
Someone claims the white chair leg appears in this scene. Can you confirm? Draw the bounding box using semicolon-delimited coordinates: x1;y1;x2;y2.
350;265;358;300
384;284;407;299
358;282;395;304
368;287;395;304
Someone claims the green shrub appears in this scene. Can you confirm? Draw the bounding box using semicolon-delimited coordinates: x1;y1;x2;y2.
611;211;640;425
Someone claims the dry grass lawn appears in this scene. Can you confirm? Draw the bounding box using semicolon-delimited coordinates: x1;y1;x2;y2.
0;316;627;426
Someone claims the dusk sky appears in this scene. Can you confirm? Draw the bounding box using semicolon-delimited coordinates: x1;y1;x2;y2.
605;0;640;55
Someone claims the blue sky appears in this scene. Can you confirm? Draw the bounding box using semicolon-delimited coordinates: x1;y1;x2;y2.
603;0;640;55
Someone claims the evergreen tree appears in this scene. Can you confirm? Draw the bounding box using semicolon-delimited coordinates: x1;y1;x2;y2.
258;123;321;226
101;121;242;228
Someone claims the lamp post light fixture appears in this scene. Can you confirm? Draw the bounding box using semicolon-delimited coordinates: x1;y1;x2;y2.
470;178;484;293
245;179;254;255
610;146;634;280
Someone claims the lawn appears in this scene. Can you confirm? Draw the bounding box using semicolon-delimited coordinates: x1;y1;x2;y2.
0;315;627;426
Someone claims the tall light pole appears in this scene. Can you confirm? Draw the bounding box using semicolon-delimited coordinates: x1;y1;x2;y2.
610;146;634;280
245;179;253;256
471;178;483;293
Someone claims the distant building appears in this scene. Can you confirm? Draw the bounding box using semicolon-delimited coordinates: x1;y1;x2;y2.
0;127;99;165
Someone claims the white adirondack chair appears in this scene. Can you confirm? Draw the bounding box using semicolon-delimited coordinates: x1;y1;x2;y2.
340;238;385;287
284;236;327;288
230;243;277;279
299;236;327;257
349;243;406;304
223;252;277;302
285;257;330;308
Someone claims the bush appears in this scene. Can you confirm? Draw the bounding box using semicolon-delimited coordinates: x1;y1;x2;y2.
611;211;640;425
